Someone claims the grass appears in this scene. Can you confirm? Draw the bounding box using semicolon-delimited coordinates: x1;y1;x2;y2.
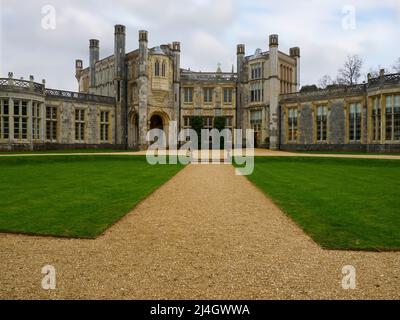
239;157;400;250
291;150;400;156
0;156;183;238
0;148;131;154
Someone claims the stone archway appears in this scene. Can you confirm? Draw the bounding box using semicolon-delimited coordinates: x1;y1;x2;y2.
148;112;170;147
149;114;164;130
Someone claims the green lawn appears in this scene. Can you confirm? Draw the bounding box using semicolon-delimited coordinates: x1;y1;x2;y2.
0;148;131;154
291;150;400;156
241;157;400;250
0;156;182;238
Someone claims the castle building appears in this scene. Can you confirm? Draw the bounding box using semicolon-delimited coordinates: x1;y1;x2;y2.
1;24;399;152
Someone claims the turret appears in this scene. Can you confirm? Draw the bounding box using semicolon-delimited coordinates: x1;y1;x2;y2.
114;25;126;80
172;41;181;82
172;42;181;136
89;39;99;88
236;44;245;131
290;47;301;91
269;34;279;150
75;59;83;82
236;44;245;83
138;30;149;149
139;30;148;76
114;25;127;145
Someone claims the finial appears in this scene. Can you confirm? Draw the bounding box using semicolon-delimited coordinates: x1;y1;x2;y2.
139;30;148;42
269;34;279;47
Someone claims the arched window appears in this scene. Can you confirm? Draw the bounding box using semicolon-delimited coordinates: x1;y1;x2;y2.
162;62;166;77
154;60;160;76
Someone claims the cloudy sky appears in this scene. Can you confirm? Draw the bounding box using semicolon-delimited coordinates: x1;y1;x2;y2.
1;0;399;91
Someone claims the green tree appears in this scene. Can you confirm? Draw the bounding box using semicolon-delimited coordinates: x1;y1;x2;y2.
189;116;203;149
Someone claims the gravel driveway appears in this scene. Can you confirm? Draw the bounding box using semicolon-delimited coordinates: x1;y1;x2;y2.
0;164;399;299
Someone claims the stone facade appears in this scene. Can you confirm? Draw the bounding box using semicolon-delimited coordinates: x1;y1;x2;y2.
74;26;299;150
280;73;400;152
0;75;116;151
1;24;400;152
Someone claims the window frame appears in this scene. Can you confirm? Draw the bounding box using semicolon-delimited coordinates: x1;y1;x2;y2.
250;82;263;103
287;106;298;143
184;87;194;104
74;108;86;143
347;101;362;143
31;102;41;141
250;63;262;80
100;110;111;143
46;106;58;142
384;94;400;142
161;61;166;77
154;60;160;77
223;88;233;104
203;88;214;104
371;96;382;142
13;100;28;141
250;109;262;132
0;99;10;140
315;104;328;143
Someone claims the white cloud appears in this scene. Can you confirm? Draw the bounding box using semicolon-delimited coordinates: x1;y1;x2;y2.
1;0;399;89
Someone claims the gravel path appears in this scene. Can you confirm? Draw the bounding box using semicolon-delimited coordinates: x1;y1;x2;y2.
0;164;399;299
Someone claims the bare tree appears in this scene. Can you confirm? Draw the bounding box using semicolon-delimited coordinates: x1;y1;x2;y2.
337;55;363;85
318;75;335;89
393;58;400;73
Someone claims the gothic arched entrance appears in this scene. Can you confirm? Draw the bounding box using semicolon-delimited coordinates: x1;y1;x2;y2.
149;114;164;130
148;112;170;148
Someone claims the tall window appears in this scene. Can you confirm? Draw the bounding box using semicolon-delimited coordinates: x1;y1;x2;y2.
13;100;28;140
225;116;233;129
100;111;110;143
0;99;9;140
280;65;293;94
372;97;381;141
161;62;166;77
203;116;213;129
223;88;233;104
46;106;57;142
287;108;298;142
349;102;362;142
32;102;41;141
316;105;328;142
385;95;400;141
75;109;85;142
250;109;262;132
251;63;262;80
204;88;213;103
184;88;193;103
183;117;191;128
154;60;160;76
250;82;263;102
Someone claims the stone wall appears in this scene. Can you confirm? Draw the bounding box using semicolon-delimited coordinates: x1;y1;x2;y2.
0;79;117;151
279;74;400;152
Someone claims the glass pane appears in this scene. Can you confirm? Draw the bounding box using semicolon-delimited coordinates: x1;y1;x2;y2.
394;95;400;108
386;96;392;111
